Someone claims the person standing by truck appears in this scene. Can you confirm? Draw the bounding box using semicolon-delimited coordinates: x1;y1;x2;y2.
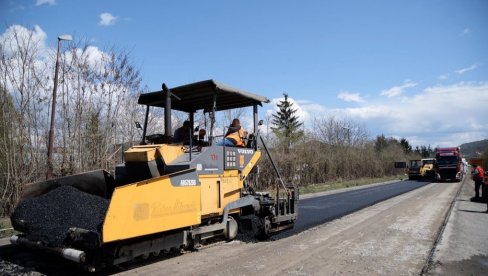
483;169;488;213
471;164;484;199
485;177;488;213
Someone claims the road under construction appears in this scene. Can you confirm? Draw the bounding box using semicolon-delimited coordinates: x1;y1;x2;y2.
2;80;486;274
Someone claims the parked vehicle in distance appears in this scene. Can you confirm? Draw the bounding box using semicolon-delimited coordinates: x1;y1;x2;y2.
435;147;463;182
408;159;422;180
420;158;435;179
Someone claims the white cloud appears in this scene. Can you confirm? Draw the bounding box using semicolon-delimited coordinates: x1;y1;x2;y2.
1;25;54;114
455;64;478;75
380;81;417;97
345;82;488;146
0;24;48;59
36;0;56;6
337;91;364;103
0;24;127;116
263;81;488;147
460;28;471;36
66;45;110;71
99;12;118;26
9;5;25;13
438;74;448;81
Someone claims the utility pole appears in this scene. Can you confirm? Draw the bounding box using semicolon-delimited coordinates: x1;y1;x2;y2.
46;35;72;179
342;126;351;145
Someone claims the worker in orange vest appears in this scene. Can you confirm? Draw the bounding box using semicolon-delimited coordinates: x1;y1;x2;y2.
219;118;248;147
481;169;488;214
483;169;488;213
471;164;484;199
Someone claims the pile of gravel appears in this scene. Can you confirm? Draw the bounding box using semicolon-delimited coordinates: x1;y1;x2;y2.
235;215;263;243
0;258;43;276
11;185;109;248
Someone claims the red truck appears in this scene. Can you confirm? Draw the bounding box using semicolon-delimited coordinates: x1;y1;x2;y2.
434;147;464;182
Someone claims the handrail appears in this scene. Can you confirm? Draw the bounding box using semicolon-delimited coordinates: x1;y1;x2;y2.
259;135;287;192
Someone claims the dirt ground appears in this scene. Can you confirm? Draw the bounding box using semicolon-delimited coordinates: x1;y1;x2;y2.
427;177;488;276
118;180;460;276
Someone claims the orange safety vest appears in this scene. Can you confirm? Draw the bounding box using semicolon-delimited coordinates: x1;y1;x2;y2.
476;167;488;185
476;167;484;178
226;127;246;147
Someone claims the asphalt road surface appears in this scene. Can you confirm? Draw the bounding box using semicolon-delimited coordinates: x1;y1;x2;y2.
117;178;458;275
279;179;430;237
0;179;433;275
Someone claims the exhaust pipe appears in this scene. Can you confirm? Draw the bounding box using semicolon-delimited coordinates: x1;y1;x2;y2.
10;235;86;263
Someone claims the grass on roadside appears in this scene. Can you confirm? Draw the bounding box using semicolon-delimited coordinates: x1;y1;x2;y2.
299;175;405;195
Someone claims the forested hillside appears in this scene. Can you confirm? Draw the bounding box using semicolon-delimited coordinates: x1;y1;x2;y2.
460;139;488;158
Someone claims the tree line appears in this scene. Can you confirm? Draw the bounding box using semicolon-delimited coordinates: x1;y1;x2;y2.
254;94;427;189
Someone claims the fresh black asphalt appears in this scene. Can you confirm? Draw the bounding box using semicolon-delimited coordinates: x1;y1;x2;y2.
274;179;432;239
11;185;108;247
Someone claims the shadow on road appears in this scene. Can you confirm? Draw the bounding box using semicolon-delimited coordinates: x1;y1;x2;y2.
469;196;487;203
458;209;488;214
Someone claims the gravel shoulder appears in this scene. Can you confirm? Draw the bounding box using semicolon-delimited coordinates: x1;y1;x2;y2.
118;180;460;276
427;178;488;275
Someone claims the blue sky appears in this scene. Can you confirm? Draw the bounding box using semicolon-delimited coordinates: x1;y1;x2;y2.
1;0;487;147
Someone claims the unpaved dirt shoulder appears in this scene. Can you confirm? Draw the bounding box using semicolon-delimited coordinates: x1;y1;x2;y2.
118;181;460;276
427;178;488;275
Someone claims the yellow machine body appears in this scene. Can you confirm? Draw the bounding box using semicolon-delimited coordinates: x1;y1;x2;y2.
199;171;241;218
103;169;201;243
124;144;184;163
199;151;261;217
102;145;262;243
420;158;435;178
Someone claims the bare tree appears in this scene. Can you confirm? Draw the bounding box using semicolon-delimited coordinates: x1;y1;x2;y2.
0;26;143;215
309;116;368;147
53;42;142;173
0;25;52;213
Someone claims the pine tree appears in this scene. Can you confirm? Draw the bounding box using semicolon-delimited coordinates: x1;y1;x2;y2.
375;134;388;152
400;138;412;154
271;93;303;150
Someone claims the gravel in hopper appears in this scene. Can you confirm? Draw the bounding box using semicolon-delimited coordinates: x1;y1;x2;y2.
11;185;109;247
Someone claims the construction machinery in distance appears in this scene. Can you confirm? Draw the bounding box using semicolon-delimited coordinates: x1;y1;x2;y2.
407;159;422;180
408;158;435;181
420;158;435;179
10;80;298;272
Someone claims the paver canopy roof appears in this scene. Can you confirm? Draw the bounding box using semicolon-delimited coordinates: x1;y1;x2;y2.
138;79;270;113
